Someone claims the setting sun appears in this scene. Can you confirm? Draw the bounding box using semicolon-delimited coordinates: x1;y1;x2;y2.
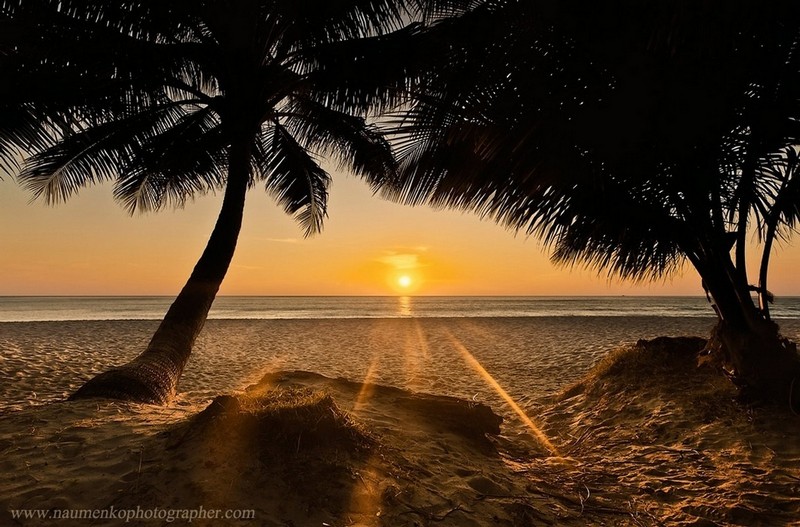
388;271;422;294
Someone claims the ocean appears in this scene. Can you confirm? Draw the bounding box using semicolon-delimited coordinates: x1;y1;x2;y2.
2;296;799;421
3;295;800;322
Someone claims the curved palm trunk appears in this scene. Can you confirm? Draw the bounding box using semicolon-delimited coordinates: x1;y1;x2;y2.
696;248;800;407
70;139;251;404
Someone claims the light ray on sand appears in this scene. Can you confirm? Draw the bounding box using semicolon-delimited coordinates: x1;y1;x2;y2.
348;345;383;522
353;353;380;414
400;320;431;390
446;332;560;457
413;320;430;359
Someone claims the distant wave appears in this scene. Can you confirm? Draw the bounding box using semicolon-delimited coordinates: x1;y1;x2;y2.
1;296;798;322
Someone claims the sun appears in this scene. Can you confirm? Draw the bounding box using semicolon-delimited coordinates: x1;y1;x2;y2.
387;272;420;294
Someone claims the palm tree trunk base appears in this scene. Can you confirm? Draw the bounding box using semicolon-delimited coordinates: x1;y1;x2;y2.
69;360;178;405
706;321;800;410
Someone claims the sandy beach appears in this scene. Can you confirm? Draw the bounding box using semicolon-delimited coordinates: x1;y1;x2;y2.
0;317;725;413
2;319;800;525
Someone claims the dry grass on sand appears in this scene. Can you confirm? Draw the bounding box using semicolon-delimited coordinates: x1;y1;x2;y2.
527;336;800;526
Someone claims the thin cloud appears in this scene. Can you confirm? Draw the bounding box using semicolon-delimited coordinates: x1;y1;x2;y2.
264;238;302;244
377;252;425;270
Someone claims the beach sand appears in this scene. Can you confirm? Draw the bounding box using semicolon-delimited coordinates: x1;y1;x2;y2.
1;335;799;526
0;317;725;413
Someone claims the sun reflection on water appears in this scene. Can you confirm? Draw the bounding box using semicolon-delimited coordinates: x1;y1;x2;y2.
397;296;412;317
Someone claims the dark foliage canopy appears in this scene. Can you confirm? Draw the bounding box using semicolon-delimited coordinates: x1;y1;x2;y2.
388;0;800;285
0;0;436;235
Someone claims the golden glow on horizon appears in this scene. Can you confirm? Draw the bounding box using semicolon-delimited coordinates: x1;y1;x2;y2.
2;172;799;296
382;251;425;295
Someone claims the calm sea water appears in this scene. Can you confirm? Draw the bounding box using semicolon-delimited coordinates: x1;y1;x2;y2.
2;295;800;322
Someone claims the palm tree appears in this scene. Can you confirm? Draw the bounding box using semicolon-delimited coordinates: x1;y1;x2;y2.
1;0;418;404
388;0;800;405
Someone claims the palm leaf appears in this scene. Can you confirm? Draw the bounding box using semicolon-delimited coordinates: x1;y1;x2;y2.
300;22;428;114
260;123;330;237
387;0;800;284
273;0;408;47
16;100;204;205
113;106;227;213
280;95;396;190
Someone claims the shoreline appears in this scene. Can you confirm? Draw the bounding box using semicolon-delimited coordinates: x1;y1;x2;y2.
5;295;799;323
1;314;723;321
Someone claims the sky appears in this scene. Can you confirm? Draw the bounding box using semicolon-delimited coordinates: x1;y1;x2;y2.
2;167;800;297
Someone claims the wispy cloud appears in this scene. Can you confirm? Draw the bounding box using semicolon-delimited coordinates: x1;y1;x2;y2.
378;254;419;269
263;238;302;244
377;250;429;270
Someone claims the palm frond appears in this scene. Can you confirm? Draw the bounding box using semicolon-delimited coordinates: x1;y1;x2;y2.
16;100;203;205
410;0;485;23
260;123;330;237
18;123;123;204
300;22;428;114
280;95;396;190
762;148;800;243
273;0;409;47
543;178;688;282
113;106;226;213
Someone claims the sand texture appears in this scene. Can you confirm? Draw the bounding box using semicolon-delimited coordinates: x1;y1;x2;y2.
1;336;799;526
0;317;724;414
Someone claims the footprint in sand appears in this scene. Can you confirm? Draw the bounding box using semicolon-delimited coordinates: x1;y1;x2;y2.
467;475;507;496
55;441;84;459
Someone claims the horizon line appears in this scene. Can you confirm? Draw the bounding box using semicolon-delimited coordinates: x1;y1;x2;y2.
0;293;761;298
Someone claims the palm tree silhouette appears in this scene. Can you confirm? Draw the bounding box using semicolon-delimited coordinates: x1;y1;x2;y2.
388;0;800;404
1;0;417;403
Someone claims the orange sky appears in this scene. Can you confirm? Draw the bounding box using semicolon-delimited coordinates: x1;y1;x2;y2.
1;167;799;296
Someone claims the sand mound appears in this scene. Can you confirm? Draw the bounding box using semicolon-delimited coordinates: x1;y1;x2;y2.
171;389;374;456
249;370;503;444
159;387;381;523
0;372;529;527
120;373;535;526
523;336;800;526
231;371;529;526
